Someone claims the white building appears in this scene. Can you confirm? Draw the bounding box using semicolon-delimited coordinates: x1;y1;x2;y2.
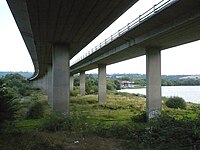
121;80;134;88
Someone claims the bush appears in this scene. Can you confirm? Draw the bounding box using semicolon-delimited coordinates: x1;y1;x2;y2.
26;101;44;119
2;74;33;97
165;96;187;109
41;112;89;132
131;112;147;123
135;114;199;149
41;113;68;132
0;88;18;130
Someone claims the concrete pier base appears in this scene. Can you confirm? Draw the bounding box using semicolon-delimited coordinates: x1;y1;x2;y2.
146;48;161;119
98;64;106;103
52;44;70;114
80;71;85;96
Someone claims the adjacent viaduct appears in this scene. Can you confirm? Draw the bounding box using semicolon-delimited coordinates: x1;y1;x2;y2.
7;0;200;119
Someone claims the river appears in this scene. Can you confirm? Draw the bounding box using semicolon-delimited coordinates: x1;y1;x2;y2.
118;86;200;104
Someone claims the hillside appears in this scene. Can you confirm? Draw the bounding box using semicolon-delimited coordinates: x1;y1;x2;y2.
0;71;33;78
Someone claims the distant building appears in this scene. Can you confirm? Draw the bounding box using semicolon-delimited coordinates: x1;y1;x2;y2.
179;75;200;80
121;80;134;88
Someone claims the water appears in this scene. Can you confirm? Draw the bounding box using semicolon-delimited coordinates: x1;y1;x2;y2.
118;86;200;104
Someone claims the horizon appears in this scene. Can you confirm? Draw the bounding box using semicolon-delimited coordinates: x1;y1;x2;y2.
0;71;200;76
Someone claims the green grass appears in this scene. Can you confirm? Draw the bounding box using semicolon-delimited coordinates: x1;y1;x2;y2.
15;119;43;131
69;93;145;125
1;91;200;149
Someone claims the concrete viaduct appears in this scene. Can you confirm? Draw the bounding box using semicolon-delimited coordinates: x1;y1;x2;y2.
7;0;138;114
70;0;200;118
7;0;200;119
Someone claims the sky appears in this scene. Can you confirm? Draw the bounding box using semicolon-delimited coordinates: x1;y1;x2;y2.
0;0;200;75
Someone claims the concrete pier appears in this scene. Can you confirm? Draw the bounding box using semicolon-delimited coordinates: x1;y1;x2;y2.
70;75;74;92
98;64;106;103
80;71;85;96
52;44;70;114
47;66;53;106
146;48;161;119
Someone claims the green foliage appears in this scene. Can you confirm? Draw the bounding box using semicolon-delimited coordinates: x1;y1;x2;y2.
70;87;79;96
85;74;98;94
162;78;200;86
1;74;33;97
41;112;88;132
134;78;146;86
133;114;200;150
106;79;117;91
73;74;121;95
114;80;121;90
165;96;187;109
41;113;69;132
118;76;131;81
0;87;18;130
26;101;45;119
73;75;80;86
131;111;147;123
161;79;174;86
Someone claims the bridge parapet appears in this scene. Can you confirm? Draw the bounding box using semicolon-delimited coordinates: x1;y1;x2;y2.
71;0;178;66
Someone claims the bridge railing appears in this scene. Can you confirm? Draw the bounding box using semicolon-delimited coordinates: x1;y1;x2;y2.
71;0;178;66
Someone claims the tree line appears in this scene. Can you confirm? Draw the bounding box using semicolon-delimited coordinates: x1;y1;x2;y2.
0;74;35;130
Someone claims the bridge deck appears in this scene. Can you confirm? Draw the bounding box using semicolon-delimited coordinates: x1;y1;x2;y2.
71;0;200;74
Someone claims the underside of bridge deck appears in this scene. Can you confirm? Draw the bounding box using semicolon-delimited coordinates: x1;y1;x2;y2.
7;0;138;79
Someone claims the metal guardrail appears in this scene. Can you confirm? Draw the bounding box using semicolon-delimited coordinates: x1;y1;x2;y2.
71;0;178;66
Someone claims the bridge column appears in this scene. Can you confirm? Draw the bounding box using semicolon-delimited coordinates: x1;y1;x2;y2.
146;48;161;119
98;64;106;103
44;74;48;94
32;80;38;88
36;79;41;89
80;71;85;96
40;77;44;92
38;78;43;91
47;66;53;106
70;75;74;92
52;44;70;114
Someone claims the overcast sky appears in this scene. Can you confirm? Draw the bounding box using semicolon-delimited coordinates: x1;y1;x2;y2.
0;0;200;75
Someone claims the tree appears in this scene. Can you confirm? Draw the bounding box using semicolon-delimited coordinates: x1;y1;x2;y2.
1;74;32;97
0;86;18;130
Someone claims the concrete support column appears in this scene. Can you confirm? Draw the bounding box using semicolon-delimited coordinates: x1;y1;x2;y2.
146;48;161;119
37;79;42;90
32;80;38;88
47;66;53;106
70;75;74;92
45;74;48;94
98;64;106;103
40;77;45;93
52;44;70;114
80;71;85;96
43;75;48;94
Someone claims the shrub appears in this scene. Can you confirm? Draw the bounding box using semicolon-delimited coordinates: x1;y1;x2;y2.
26;101;44;119
41;112;88;132
70;88;79;96
165;96;186;109
131;112;147;123
41;113;68;132
0;87;18;130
